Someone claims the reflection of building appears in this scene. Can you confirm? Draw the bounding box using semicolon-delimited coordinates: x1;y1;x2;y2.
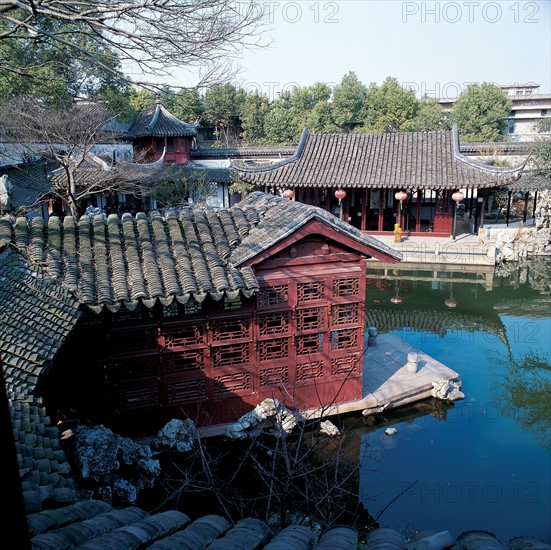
1;192;399;432
232;125;523;237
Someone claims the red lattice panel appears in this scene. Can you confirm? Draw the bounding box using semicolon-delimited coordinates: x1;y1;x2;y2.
296;333;324;356
110;327;157;354
258;311;291;336
111;355;158;382
331;302;360;327
258;284;289;307
116;384;159;410
297;280;325;303
331;356;360;377
211;316;251;342
259;337;290;362
213;371;251;395
162;323;205;348
211;342;250;368
330;328;360;351
166;379;207;404
163;349;205;374
259;366;289;387
297;307;326;332
333;277;360;297
296;360;324;382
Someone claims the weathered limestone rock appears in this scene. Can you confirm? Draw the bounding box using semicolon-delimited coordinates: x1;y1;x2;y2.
225;398;302;439
155;418;195;453
431;378;464;401
319;420;340;437
71;424;160;505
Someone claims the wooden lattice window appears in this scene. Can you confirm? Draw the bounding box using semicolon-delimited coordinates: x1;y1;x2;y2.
211;343;250;367
258;284;289;307
117;385;159;410
331;356;360;377
297;307;326;332
110;328;157;354
259;366;289;387
213;371;251;395
166;379;207;404
111;356;158;381
331;303;360;327
258;312;291;336
330;328;359;351
211;317;250;342
297;280;325;303
296;360;324;382
333;277;360;297
163;349;205;374
162;323;205;348
296;333;324;356
182;300;202;315
259;337;290;362
162;302;180;318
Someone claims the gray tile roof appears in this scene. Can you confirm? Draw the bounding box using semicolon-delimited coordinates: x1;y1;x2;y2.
24;498;551;549
0;163;55;210
127;104;198;138
0;193;400;313
505;170;551;192
232;126;525;190
11;399;77;514
231;192;402;266
0;247;81;400
191;145;296;159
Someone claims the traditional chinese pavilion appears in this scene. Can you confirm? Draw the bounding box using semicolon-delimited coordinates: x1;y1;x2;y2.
0;192;400;434
127;100;198;165
232;125;525;237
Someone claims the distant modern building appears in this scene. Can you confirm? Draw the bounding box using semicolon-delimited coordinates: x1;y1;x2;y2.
438;83;551;142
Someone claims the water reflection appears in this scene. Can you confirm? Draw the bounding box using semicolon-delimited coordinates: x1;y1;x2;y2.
352;260;551;543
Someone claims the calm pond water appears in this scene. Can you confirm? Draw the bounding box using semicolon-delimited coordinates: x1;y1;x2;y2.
346;260;551;543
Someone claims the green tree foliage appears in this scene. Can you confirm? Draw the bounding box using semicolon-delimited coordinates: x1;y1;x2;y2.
129;88;156;111
305;102;340;134
414;99;452;132
154;172;212;207
263;92;301;145
529;119;551;178
361;77;419;133
240;91;270;144
453;83;512;142
331;71;368;131
0;13;129;108
173;88;204;124
204;84;246;144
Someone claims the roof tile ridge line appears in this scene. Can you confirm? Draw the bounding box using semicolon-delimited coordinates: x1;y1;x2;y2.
147;103;162;131
150;212;180;297
231;128;310;173
451;124;525;175
348;132;363;187
330;133;348;187
299;132;322;186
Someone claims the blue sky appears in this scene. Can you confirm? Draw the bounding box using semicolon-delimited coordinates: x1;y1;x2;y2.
166;0;551;98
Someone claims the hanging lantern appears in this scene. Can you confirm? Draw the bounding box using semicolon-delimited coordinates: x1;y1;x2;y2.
282;189;295;199
445;297;457;308
391;295;403;305
394;191;408;202
335;188;346;204
452;191;465;203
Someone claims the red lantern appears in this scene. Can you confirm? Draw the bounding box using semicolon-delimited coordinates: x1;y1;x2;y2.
394;191;408;202
335;189;346;203
283;189;295;199
515;172;522;180
452;191;465;203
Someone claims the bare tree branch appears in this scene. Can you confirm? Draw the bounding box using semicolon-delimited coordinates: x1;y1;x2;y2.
0;0;268;88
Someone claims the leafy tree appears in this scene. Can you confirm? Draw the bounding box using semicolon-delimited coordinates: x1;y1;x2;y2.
453;83;511;142
204;84;246;144
361;76;419;133
305;102;340;134
240;91;270;144
173;88;204;125
129;88;156;112
154;172;212;207
332;72;368;132
414;99;452;132
264;93;301;145
0;0;266;88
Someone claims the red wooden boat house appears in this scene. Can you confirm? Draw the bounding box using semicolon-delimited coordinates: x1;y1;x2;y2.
1;192;400;434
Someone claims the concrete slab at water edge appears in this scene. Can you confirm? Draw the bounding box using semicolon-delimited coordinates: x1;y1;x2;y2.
361;333;461;412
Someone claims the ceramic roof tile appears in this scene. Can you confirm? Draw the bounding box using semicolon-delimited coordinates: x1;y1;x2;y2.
233;126;524;190
127;104;198;138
